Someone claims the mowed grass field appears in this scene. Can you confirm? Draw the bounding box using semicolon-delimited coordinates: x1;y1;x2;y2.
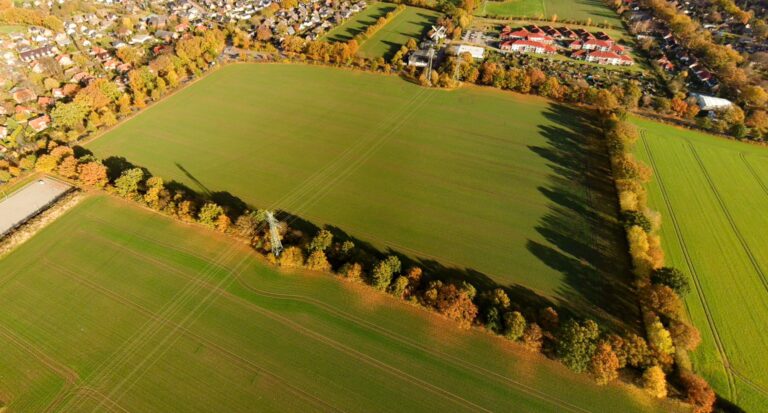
0;195;682;412
357;6;441;59
321;3;397;43
480;0;623;27
633;118;768;412
89;64;638;329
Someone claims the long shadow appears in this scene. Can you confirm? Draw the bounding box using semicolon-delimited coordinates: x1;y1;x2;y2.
527;103;641;333
175;162;212;196
153;163;563;323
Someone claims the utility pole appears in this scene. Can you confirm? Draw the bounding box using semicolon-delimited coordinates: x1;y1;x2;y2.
266;211;283;257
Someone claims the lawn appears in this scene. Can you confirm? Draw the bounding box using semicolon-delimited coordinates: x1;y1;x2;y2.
0;25;25;34
89;63;637;330
633;118;768;412
322;3;398;43
357;6;441;59
479;0;623;28
0;195;683;412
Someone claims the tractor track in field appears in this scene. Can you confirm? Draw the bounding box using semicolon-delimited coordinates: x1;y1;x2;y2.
47;251;495;413
688;143;768;296
740;152;768;198
72;218;592;413
640;132;737;399
45;259;342;413
57;232;260;413
0;325;80;385
56;257;494;413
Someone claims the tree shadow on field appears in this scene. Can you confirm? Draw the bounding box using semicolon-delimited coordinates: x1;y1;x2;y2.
527;103;641;333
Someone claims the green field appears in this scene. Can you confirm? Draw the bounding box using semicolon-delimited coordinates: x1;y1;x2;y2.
0;195;683;412
0;25;25;34
634;118;768;412
357;6;441;59
322;3;398;43
479;0;623;27
89;63;638;329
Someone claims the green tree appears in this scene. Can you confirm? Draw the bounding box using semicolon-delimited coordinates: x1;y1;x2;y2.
388;275;409;298
114;168;145;198
198;202;224;227
372;255;401;290
556;319;600;373
504;311;526;341
651;267;690;294
309;229;333;252
51;100;90;130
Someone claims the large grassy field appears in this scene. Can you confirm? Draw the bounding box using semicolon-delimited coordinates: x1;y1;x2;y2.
633;118;768;412
357;6;441;59
479;0;623;27
322;3;398;43
89;63;638;330
0;195;682;412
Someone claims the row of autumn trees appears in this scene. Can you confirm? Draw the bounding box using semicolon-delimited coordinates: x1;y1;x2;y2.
48;28;226;143
23;138;706;407
602;108;717;412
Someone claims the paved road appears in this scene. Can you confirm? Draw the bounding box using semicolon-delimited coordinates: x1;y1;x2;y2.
0;177;72;237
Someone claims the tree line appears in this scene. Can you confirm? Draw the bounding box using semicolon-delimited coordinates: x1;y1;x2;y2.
602;107;716;413
350;5;406;46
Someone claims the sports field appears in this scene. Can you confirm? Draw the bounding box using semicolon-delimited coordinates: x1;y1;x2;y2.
89;63;637;329
322;3;398;43
0;195;682;412
634;118;768;412
479;0;623;27
357;6;441;59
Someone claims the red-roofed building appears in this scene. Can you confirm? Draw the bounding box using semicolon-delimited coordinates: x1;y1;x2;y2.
29;115;51;132
500;26;554;44
500;39;556;55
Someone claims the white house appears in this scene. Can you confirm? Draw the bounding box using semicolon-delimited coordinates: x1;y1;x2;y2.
450;44;485;59
693;94;733;111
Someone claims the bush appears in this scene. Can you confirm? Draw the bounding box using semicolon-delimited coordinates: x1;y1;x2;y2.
651;267;690;295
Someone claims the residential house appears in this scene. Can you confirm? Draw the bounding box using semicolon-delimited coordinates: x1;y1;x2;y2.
28;114;51;132
12;88;37;104
18;45;56;63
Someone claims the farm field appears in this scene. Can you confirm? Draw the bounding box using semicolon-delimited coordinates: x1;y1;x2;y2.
633;118;768;412
321;3;398;43
0;195;682;412
479;0;623;28
0;24;25;34
89;63;638;330
357;6;441;59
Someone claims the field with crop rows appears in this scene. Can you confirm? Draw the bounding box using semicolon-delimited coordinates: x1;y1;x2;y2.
634;118;768;412
322;3;398;43
357;6;441;59
0;195;682;412
479;0;623;27
88;63;639;330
